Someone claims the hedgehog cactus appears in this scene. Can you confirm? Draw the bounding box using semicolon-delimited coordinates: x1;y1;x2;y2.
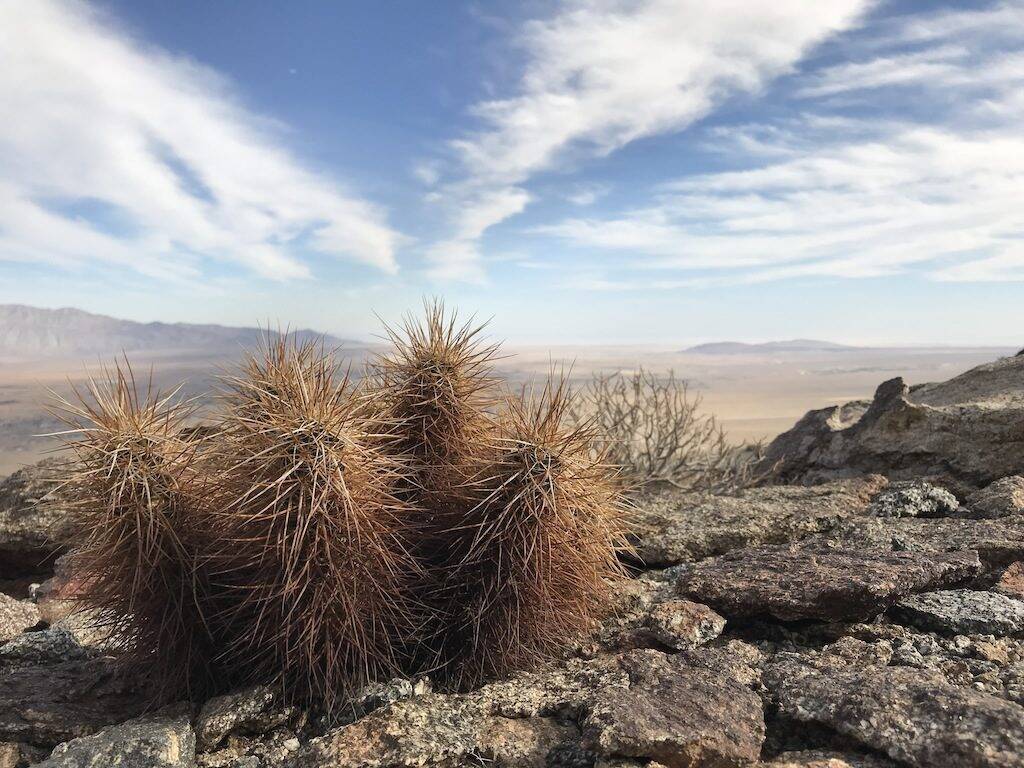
53;363;215;700
54;306;630;712
439;376;631;687
201;336;422;713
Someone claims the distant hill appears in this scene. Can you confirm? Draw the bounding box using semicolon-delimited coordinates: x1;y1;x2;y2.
0;304;363;358
684;339;857;355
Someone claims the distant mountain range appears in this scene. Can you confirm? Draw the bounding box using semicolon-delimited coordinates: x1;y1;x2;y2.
683;339;858;355
0;304;361;358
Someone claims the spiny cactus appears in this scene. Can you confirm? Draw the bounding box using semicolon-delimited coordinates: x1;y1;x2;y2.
51;363;214;700
438;376;631;688
53;308;632;709
201;336;422;714
367;301;500;674
369;299;499;503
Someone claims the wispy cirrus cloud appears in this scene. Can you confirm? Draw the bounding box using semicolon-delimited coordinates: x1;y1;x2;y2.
424;0;871;280
539;2;1024;289
0;0;401;283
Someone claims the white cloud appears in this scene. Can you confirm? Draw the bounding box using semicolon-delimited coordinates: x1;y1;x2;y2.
0;0;401;282
538;2;1024;288
566;183;609;206
427;0;871;280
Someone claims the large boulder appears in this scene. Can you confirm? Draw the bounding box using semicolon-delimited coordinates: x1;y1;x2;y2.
762;355;1024;488
0;460;69;579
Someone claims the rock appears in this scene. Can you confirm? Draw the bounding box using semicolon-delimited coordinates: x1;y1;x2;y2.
867;481;958;518
765;653;1024;767
0;626;90;666
890;590;1024;637
0;593;39;643
995;562;1024;600
0;460;69;579
291;648;764;768
0;658;150;746
762;355;1024;487
968;477;1024;519
759;751;900;767
339;678;416;726
33;556;81;625
288;694;550;768
827;516;1024;572
634;477;887;567
676;543;981;622
34;713;195;767
197;729;302;768
0;740;47;768
642;599;726;651
195;687;295;751
582;650;765;768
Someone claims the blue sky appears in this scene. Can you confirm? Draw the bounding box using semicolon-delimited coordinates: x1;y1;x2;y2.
1;0;1022;344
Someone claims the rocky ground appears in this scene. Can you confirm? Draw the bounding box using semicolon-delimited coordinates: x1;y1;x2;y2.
2;353;1024;767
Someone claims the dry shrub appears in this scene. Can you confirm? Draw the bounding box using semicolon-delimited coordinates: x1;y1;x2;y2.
201;336;421;713
51;363;213;700
575;368;769;493
438;376;630;688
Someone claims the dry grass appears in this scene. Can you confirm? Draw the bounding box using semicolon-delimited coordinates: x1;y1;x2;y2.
437;376;630;688
49;362;214;700
200;336;422;714
574;368;770;493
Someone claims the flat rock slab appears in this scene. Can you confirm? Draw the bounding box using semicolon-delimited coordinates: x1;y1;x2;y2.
583;651;765;768
633;477;886;567
828;516;1024;571
34;713;195;768
890;589;1024;636
765;654;1024;767
677;544;981;622
0;659;150;747
292;648;765;768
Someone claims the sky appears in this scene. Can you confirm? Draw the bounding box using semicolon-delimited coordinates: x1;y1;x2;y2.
0;0;1022;345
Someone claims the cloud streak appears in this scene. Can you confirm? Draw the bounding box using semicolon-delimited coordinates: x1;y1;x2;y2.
539;2;1024;288
0;0;401;282
426;0;870;280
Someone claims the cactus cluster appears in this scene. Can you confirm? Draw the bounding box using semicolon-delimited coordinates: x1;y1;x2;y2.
54;302;629;714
